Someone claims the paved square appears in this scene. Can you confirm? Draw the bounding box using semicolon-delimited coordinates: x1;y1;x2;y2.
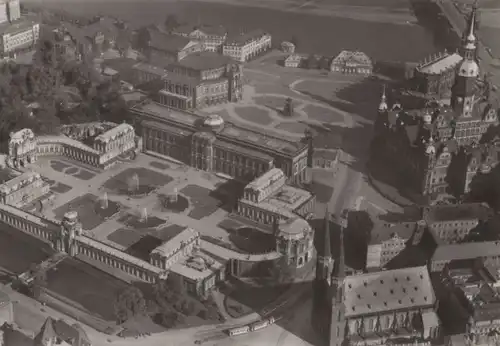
53;193;122;230
102;167;173;196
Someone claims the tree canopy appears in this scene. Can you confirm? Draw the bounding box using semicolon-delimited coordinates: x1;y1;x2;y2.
114;286;147;324
0;34;130;147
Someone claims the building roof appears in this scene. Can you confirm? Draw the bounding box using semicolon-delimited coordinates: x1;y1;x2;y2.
132;62;168;77
332;50;372;66
34;317;91;346
423;203;492;223
170;250;224;282
176;51;235;71
132;101;306;157
432;241;500;262
313;148;338;161
417;52;462;75
81;17;117;39
0;17;38;36
312;132;342;150
10;128;34;144
95;123;134;143
151;227;199;259
225;29;268;46
0;171;42;195
343;265;435;318
277;217;311;239
174;24;227;37
369;221;417;245
246;167;285;191
149;30;191;53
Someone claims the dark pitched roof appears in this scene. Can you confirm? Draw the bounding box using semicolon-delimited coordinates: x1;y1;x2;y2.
149;30;191;52
81;17;117;38
34;317;57;346
369;221;417;245
34;317;91;346
225;29;268;46
176;51;234;71
423;203;492;223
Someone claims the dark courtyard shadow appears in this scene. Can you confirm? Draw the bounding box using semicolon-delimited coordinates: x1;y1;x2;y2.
210;179;246;212
125;234;163;261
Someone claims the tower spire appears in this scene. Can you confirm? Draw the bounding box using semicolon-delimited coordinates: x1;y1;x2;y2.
323;206;331;259
333;214;347;282
378;84;388;112
316;206;333;283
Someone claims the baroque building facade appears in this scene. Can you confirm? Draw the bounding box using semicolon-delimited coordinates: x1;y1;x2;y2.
131;103;309;184
372;7;499;198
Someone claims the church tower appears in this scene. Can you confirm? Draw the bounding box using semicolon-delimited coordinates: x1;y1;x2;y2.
378;84;388;113
329;213;347;346
451;5;479;118
312;207;334;337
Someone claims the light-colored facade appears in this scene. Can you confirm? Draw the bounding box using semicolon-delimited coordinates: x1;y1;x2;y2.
281;41;295;54
366;221;424;271
275;217;314;268
172;24;227;53
0;171;49;207
6;124;141;170
131;102;309;184
222;30;271;63
330;50;372;75
0;13;39;56
160;52;243;110
283;54;303;68
237;168;315;225
413;51;462;98
150;227;200;270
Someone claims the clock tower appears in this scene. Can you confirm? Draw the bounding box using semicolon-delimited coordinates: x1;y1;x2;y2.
451;5;479;118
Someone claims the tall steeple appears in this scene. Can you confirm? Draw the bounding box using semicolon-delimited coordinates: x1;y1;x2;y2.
378;84;388;112
316;206;333;283
329;212;348;346
451;4;479;118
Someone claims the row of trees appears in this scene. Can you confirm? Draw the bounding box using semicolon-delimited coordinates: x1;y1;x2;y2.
114;275;221;329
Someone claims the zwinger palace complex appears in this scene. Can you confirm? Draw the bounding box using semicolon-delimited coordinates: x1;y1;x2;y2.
0;110;315;297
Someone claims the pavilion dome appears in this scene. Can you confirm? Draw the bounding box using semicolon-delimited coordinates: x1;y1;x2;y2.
204;114;224;128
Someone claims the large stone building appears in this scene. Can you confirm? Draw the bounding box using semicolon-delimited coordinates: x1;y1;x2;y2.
0;0;39;57
439;257;500;345
412;51;463;99
160;51;243;110
330;50;373;75
172;24;227;53
312;210;441;346
237;167;315;225
222;30;271;63
6;124;141;170
366;202;491;271
0;171;49;207
148;29;204;66
373;7;499;198
131;103;309;184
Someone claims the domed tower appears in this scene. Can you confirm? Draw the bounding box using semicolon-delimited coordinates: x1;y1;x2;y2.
451;6;479;118
378;85;388;113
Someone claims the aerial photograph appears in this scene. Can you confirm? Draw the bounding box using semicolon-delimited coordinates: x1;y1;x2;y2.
0;0;499;344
